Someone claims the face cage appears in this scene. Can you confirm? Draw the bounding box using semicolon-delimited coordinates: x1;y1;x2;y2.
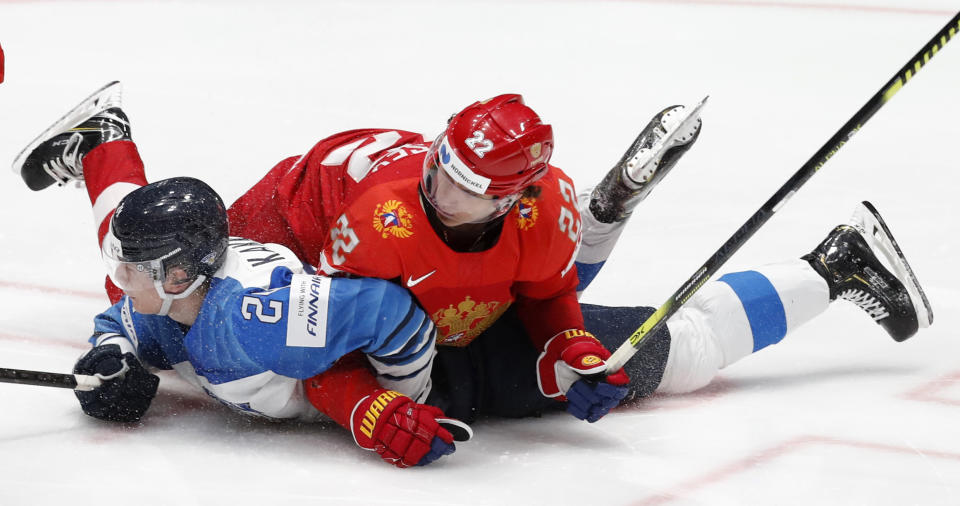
421;148;521;225
101;225;208;316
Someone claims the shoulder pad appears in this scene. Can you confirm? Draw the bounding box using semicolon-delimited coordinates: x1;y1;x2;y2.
216;238;305;289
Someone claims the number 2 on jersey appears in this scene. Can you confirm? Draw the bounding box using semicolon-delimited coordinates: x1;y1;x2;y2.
241;296;283;324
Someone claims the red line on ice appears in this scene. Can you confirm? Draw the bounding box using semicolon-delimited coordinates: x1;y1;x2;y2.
901;370;960;407
0;280;105;300
633;435;960;505
0;330;90;350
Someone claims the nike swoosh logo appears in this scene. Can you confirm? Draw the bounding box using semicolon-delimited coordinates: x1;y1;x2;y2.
406;270;437;287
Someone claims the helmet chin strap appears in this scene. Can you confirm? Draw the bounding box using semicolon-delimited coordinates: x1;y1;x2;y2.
154;275;207;317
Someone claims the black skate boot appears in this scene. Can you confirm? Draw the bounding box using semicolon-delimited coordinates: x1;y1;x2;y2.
12;81;130;191
589;97;705;223
803;201;933;342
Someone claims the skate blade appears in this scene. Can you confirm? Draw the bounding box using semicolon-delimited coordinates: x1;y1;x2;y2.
679;95;709;128
625;95;707;182
11;81;123;176
850;201;933;328
655;95;707;147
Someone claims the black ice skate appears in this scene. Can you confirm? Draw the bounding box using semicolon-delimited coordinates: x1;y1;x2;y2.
12;81;130;191
803;201;933;342
588;97;705;223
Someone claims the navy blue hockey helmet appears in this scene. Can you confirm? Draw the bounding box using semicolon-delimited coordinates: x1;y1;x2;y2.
101;177;229;314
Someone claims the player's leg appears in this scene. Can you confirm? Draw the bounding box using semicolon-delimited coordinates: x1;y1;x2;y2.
582;304;672;401
427;309;559;422
575;101;703;293
14;82;147;243
427;304;673;417
424;305;660;420
14;82;147;301
655;201;931;394
470;304;675;414
445;200;929;408
653;258;828;393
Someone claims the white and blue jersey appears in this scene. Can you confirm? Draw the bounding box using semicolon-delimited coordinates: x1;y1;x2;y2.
89;237;437;420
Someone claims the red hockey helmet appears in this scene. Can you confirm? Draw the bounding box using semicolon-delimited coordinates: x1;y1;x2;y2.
421;94;553;225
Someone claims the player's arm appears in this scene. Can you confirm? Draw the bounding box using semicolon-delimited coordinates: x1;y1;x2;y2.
202;270;467;467
325;276;437;401
220;271;433;391
225;270;439;399
304;354;462;469
515;271;630;422
514;172;630;422
514;271;584;350
286;274;466;468
514;170;591;348
189;271;436;420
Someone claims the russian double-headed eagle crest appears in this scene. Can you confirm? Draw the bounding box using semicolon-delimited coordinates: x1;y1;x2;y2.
373;199;414;239
432;296;511;346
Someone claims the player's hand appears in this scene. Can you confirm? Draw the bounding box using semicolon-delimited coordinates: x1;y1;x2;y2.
351;389;469;468
73;344;159;423
536;329;630;422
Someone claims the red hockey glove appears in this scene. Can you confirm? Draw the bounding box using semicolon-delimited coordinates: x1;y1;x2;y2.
536;329;630;422
350;389;458;468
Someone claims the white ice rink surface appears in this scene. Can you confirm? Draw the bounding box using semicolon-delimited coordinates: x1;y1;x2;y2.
1;1;959;504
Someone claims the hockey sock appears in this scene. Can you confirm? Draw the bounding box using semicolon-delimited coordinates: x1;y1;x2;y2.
574;187;630;294
717;259;831;354
83;141;148;246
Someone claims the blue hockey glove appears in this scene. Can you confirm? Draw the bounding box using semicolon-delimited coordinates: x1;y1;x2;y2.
537;329;630;422
565;378;629;423
73;344;160;423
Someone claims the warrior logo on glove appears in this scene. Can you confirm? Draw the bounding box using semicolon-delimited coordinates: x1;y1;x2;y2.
351;389;464;468
536;329;630;423
580;355;602;367
357;390;402;438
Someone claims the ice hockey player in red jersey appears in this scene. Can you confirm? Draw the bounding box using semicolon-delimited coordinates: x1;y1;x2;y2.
225;93;644;423
228;96;581;348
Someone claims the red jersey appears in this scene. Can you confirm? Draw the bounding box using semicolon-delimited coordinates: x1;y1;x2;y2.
228;129;585;348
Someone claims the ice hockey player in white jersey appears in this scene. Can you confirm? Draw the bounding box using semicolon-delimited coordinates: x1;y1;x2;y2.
74;177;467;468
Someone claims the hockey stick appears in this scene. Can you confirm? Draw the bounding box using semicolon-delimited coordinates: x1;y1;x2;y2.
606;11;960;372
0;367;102;391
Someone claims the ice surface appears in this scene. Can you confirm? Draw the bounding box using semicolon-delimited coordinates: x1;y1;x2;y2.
1;1;958;505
